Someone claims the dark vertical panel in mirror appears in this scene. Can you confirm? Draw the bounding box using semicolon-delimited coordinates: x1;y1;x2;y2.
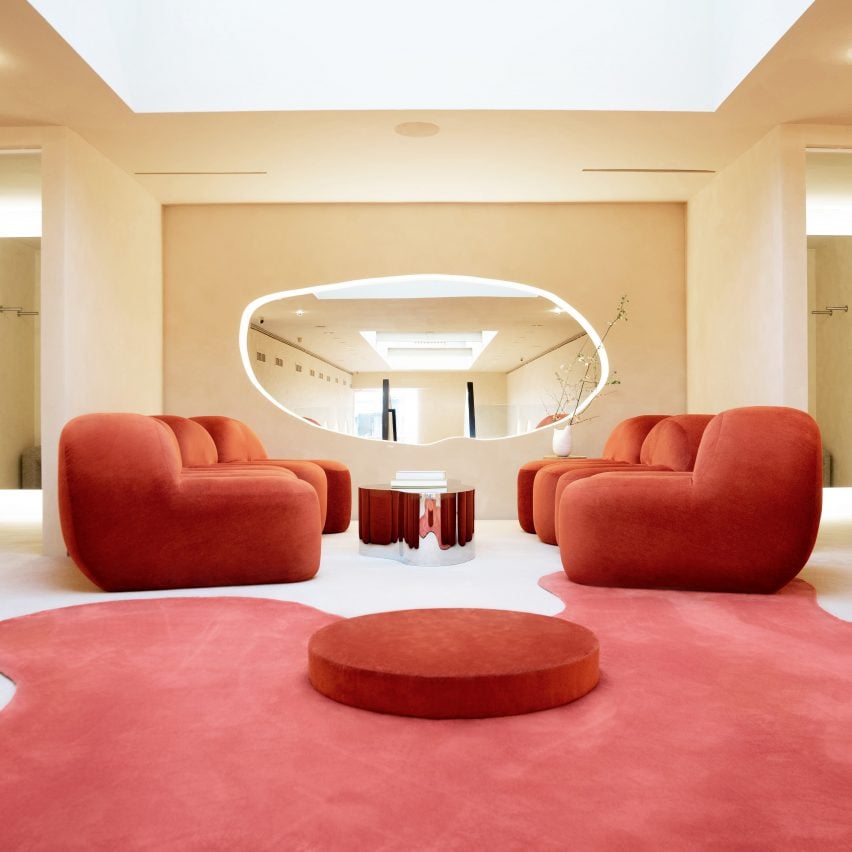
382;378;390;441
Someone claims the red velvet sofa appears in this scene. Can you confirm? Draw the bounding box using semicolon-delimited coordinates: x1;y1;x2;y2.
516;414;669;534
58;413;322;592
190;416;352;534
155;415;331;532
557;407;823;593
533;414;713;544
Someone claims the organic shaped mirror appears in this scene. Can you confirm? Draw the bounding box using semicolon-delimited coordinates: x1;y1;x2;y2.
240;275;609;444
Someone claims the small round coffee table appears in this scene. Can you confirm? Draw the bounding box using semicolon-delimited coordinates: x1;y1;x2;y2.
358;480;474;566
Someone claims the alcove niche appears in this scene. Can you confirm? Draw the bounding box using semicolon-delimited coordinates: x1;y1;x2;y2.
240;274;609;446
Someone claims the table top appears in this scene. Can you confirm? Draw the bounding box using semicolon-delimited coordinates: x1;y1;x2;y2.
360;479;474;495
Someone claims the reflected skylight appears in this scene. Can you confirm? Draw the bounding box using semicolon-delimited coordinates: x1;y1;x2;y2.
27;0;813;113
360;330;497;371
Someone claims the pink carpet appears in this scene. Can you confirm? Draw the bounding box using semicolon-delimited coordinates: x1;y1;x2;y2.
0;576;850;850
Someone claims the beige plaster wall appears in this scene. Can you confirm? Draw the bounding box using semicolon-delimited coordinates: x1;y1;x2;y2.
0;239;39;487
687;124;852;415
163;202;686;519
807;247;817;416
687;128;794;410
0;127;164;554
809;236;852;485
33;249;41;440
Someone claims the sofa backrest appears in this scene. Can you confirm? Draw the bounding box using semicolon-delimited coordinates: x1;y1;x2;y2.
191;416;269;462
154;415;218;466
601;414;670;463
640;414;714;470
693;407;823;494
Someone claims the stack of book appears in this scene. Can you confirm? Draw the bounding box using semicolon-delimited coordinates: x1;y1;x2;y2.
390;470;448;490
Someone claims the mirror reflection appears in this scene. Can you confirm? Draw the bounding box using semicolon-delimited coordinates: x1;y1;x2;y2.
246;277;589;444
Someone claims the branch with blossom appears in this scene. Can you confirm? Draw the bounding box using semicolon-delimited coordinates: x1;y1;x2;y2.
545;295;628;425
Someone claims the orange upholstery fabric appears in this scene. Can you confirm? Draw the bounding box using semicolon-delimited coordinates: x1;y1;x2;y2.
517;459;565;533
531;414;709;544
301;459;351;535
308;609;599;718
637;413;714;469
191;415;267;461
600;414;672;463
153;415;301;479
58;413;322;592
558;407;823;593
153;415;219;466
516;414;668;533
191;416;352;533
543;462;673;545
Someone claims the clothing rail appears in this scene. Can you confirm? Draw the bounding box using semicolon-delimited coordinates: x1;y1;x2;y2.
0;305;39;317
811;305;848;316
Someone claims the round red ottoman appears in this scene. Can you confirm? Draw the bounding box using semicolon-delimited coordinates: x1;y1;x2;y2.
308;608;600;718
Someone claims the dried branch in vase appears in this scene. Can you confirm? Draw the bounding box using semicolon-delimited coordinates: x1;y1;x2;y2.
544;295;628;426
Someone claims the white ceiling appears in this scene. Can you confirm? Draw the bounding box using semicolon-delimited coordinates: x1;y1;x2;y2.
1;0;852;204
26;0;813;113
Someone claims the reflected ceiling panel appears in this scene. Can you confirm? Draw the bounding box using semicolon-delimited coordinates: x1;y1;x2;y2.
255;292;582;373
360;330;498;371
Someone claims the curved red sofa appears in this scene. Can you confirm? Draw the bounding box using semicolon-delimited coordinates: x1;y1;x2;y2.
533;413;713;544
191;416;352;534
557;407;823;593
58;413;322;592
516;414;668;534
155;414;329;529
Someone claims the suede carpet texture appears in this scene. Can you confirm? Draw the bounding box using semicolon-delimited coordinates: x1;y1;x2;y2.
0;577;850;850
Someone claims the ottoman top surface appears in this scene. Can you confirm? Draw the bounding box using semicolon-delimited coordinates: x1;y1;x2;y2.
308;607;598;679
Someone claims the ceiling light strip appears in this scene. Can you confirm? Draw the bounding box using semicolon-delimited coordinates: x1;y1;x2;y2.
582;168;716;174
134;171;268;176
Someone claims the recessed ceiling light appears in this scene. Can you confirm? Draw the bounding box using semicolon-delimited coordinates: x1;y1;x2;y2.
295;309;305;316
394;122;440;138
583;168;716;174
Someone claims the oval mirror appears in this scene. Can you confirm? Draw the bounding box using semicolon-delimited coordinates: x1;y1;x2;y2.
240;275;609;444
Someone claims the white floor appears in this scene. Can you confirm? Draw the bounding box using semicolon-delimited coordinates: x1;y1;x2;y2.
0;518;565;621
1;489;851;623
1;488;851;711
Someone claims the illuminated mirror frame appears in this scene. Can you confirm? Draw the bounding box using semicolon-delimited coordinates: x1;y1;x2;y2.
239;274;610;443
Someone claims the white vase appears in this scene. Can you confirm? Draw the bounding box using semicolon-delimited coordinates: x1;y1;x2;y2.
552;424;573;457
